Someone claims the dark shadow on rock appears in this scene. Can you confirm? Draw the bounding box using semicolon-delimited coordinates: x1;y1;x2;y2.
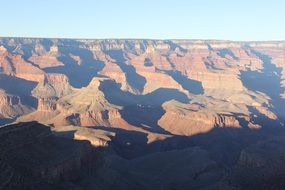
19;44;34;61
44;42;105;88
40;38;54;52
0;121;94;190
164;40;188;53
0;118;15;126
204;57;224;71
120;105;167;134
217;48;239;60
92;126;149;159
144;58;153;67
105;50;146;93
99;80;189;134
99;79;189;106
92;121;285;170
4;121;285;189
53;129;77;139
187;126;280;167
206;43;214;51
219;112;250;130
0;74;38;108
247;106;284;134
81;126;255;189
240;48;285;124
166;70;204;95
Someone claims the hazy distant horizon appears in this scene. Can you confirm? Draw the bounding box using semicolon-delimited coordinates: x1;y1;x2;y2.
0;36;285;43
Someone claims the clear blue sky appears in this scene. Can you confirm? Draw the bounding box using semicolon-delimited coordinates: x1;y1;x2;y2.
1;0;284;40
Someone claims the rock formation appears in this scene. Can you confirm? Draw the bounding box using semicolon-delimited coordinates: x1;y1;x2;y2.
1;37;284;147
74;128;115;147
0;90;32;124
0;121;92;190
1;38;285;189
223;136;285;189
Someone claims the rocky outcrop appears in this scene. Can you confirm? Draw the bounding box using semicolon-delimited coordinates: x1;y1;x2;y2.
74;128;115;147
90;146;224;190
0;38;284;140
159;109;241;136
188;71;244;91
32;73;73;98
37;97;57;111
2;54;45;83
223;137;285;189
0;91;32;120
1;37;285;190
0;121;92;189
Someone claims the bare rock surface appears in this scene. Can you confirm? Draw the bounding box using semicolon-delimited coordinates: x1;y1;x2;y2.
1;38;285;189
1;38;284;139
74;128;115;147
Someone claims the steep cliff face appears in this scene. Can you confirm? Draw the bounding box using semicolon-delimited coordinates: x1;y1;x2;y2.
0;38;285;139
0;91;32;123
32;73;73;99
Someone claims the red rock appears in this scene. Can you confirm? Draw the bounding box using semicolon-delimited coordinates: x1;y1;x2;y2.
0;38;284;140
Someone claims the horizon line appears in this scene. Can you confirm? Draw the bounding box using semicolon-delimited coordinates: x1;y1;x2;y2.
0;36;285;43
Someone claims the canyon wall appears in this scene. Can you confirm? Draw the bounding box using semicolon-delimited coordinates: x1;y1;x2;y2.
0;38;284;139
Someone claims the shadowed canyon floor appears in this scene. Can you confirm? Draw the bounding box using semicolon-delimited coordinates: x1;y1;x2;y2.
1;38;285;189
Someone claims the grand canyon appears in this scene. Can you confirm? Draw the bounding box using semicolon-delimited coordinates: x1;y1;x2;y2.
1;38;285;189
